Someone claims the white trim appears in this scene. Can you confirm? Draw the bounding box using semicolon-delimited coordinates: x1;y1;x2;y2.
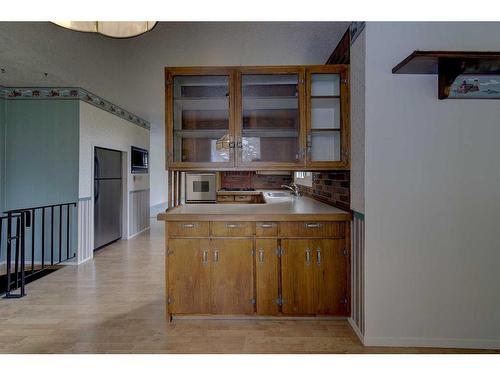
348;317;365;345
363;336;500;350
127;226;150;240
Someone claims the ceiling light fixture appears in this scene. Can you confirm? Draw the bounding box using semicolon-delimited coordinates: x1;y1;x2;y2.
52;21;157;39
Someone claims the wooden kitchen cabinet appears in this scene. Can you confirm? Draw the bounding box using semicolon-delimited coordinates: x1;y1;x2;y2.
168;237;254;315
164;219;350;319
165;65;349;171
305;65;350;169
281;238;349;316
211;238;254;314
255;239;280;315
167;238;210;314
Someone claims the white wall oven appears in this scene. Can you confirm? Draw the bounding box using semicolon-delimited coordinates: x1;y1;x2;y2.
185;173;216;203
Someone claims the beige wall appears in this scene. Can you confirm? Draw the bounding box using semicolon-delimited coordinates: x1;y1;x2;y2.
363;22;500;349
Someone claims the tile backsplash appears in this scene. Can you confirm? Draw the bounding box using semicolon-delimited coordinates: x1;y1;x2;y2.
220;171;292;190
297;171;350;211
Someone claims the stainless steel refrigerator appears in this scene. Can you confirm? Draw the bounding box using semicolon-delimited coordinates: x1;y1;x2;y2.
94;147;122;250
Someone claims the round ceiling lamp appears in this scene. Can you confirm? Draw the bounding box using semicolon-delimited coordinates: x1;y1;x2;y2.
52;21;157;38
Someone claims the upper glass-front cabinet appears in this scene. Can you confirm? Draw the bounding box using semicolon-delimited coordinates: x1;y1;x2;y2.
306;66;349;168
165;66;349;170
236;68;305;167
166;69;235;168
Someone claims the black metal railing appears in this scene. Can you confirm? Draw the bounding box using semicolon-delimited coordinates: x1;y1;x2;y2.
0;202;77;298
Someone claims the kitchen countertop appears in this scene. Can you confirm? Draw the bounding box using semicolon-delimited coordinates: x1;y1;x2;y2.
157;191;351;221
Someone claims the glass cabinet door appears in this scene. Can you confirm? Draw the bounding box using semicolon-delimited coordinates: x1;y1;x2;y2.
236;69;305;167
306;67;348;168
167;71;234;167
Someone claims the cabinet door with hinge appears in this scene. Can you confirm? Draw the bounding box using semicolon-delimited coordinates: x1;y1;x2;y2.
280;239;315;315
313;238;349;316
167;238;210;314
305;65;350;169
166;67;236;169
255;239;280;315
234;67;306;169
210;238;254;314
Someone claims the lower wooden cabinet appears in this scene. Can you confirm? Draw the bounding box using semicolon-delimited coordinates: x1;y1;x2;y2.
255;239;280;315
167;238;254;315
167;238;210;314
211;238;254;314
166;220;350;318
281;238;349;316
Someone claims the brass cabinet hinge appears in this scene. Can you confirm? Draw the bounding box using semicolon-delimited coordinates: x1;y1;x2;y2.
167;297;174;304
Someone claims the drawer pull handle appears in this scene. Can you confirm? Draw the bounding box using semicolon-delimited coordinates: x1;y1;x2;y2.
260;223;274;228
305;223;322;229
202;250;208;264
214;250;219;262
316;248;322;265
226;223;241;229
258;249;264;263
305;248;311;264
182;223;195;228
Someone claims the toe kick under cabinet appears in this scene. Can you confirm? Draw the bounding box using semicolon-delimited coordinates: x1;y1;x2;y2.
165;220;350;319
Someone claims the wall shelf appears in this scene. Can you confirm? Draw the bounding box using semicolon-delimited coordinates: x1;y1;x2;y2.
392;51;500;99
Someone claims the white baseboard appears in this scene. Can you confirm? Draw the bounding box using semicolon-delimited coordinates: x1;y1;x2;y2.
363;336;500;350
348;317;365;344
127;226;150;240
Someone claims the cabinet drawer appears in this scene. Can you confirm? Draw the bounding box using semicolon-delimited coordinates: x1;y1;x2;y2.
217;195;235;203
280;221;345;238
256;222;278;236
211;222;254;237
234;195;253;202
167;221;209;237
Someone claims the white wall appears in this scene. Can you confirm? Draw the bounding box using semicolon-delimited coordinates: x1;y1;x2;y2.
79;101;150;254
350;30;366;214
363;22;500;349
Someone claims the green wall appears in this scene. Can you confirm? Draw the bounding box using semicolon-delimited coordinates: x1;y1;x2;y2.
2;99;79;263
4;100;79;210
0;97;5;213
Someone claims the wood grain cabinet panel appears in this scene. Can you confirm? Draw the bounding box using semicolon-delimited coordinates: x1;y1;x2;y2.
168;239;210;314
255;221;278;236
210;239;254;314
281;239;315;315
210;221;254;237
280;221;344;238
255;239;280;315
314;238;349;316
167;221;209;237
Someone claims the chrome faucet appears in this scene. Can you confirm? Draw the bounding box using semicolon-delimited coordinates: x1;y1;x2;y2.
281;182;301;196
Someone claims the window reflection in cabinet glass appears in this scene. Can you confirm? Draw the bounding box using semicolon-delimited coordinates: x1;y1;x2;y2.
310;131;340;161
173;75;231;163
241;74;300;163
311;74;340;96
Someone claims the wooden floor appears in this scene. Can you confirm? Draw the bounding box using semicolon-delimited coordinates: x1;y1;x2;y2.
0;222;497;354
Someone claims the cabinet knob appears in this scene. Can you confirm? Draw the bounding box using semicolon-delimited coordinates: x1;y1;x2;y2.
202;250;208;264
213;250;219;262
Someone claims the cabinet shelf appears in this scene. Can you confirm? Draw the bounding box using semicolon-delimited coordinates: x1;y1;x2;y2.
392;50;500;99
174;128;299;138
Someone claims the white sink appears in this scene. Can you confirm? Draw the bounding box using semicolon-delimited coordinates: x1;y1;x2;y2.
265;192;291;198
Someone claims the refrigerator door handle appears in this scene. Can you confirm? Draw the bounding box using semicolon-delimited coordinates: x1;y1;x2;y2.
94;180;99;203
94;155;100;179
